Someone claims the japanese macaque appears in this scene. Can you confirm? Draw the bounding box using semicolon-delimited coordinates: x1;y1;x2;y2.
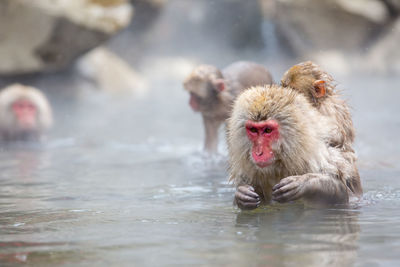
227;85;362;210
281;61;354;151
183;61;273;153
0;84;53;141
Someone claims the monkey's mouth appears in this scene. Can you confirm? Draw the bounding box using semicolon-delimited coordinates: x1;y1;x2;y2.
189;93;201;112
251;147;275;168
18;118;36;129
252;153;275;168
254;158;275;168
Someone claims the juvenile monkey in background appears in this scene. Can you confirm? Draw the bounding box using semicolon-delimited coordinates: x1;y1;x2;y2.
281;61;354;151
227;85;362;210
183;61;273;153
0;84;53;141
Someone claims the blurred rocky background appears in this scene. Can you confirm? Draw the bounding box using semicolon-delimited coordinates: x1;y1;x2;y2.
0;0;398;78
0;0;400;141
0;0;398;141
0;0;133;75
261;0;400;75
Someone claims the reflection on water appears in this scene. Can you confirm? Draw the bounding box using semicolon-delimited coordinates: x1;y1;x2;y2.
235;206;360;266
0;64;400;266
0;68;399;266
0;129;400;266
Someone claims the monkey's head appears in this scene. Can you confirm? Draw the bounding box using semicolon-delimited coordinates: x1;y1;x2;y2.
183;64;225;112
281;61;335;106
228;85;328;176
0;84;53;139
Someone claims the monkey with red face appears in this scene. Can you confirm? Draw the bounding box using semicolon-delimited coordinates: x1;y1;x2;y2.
227;85;362;209
0;84;53;141
183;61;273;153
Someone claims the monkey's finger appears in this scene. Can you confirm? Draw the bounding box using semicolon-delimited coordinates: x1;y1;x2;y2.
237;198;261;210
288;190;303;201
237;185;255;191
248;185;255;191
272;182;298;196
272;178;293;191
272;187;301;203
237;186;260;199
235;191;259;203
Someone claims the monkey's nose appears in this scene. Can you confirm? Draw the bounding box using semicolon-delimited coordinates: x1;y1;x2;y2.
255;146;263;156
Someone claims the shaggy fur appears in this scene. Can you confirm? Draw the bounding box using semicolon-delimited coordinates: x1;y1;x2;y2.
227;85;360;203
281;61;355;151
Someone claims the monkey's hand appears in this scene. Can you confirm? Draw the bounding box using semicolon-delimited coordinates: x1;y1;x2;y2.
235;185;261;210
271;175;308;203
272;174;349;205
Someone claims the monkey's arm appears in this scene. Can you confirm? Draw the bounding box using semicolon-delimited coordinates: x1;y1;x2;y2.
271;173;349;206
342;151;363;197
202;116;222;153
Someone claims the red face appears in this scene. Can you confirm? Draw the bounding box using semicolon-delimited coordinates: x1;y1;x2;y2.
245;120;280;168
189;92;201;112
11;99;37;129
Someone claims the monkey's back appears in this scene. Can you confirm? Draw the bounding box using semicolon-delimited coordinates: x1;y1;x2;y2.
222;61;273;96
319;94;355;151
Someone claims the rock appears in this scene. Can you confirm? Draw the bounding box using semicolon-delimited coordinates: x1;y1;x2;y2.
202;1;265;49
363;18;400;74
336;0;388;23
142;57;196;81
258;0;400;74
130;0;165;32
77;47;147;96
308;50;351;76
299;17;400;75
0;0;133;75
261;0;389;56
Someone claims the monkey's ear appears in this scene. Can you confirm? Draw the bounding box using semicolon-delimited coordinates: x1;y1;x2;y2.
313;80;326;98
212;79;225;92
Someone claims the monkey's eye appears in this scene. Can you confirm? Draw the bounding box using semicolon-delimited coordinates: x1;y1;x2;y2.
264;128;272;134
249;127;257;133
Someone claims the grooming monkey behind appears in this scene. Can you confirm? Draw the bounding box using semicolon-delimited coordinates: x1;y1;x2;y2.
281;61;362;197
183;61;273;153
281;61;355;151
227;85;362;210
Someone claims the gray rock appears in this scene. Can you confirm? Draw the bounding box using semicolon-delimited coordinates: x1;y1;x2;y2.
364;18;400;74
77;47;148;96
260;0;397;56
0;0;133;75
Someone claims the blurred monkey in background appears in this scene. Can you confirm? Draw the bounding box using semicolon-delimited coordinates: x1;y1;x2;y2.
183;61;273;153
0;84;53;142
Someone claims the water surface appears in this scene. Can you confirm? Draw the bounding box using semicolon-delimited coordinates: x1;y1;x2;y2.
0;73;399;266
